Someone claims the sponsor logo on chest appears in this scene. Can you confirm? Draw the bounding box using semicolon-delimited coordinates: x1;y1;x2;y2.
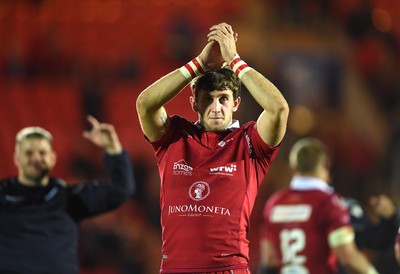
167;181;231;217
173;159;238;177
173;159;193;176
209;164;237;176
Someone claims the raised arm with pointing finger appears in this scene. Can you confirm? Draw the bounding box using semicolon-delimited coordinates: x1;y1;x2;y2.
83;115;123;155
0;115;135;274
136;22;289;273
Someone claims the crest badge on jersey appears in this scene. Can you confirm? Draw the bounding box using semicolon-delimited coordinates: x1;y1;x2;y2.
189;181;210;201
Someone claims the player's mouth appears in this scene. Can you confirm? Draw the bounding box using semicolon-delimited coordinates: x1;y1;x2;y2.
209;117;224;120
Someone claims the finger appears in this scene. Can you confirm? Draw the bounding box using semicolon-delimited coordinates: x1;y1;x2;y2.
209;25;228;36
208;30;227;41
209;24;220;31
82;131;91;139
207;29;223;38
218;22;231;29
210;22;232;32
98;124;113;132
224;24;233;34
217;22;233;34
208;35;221;44
86;115;100;128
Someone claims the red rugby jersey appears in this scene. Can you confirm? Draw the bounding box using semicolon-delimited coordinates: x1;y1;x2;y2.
397;227;400;244
150;115;280;273
396;226;400;253
260;177;351;274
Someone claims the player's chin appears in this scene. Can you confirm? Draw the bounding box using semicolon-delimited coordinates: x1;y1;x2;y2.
209;123;227;132
31;167;50;178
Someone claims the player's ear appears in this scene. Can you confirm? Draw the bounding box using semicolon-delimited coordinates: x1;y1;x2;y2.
50;151;57;169
232;97;241;112
13;151;20;169
190;96;198;112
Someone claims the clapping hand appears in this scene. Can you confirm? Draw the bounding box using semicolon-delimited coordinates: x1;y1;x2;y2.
199;22;238;70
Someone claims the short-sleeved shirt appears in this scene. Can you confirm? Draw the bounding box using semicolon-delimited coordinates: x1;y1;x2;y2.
150;115;280;273
260;176;351;274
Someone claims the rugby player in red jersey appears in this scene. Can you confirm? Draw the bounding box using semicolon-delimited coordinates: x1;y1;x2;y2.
259;138;379;274
395;226;400;266
136;22;289;273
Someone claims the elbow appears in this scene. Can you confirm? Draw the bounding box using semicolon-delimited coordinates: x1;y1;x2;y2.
125;171;136;197
279;99;290;118
268;95;289;118
275;100;290;124
136;91;160;118
136;93;147;116
118;185;134;203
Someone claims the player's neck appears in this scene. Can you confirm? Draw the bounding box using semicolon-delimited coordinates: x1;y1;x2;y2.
18;175;49;187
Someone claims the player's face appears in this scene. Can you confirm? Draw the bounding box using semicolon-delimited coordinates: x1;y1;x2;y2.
194;89;240;132
14;138;56;186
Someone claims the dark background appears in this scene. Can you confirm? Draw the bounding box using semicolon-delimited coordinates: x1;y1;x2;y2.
0;0;399;273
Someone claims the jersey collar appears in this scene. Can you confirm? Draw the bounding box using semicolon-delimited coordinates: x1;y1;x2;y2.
227;120;240;129
290;176;333;193
195;119;240;130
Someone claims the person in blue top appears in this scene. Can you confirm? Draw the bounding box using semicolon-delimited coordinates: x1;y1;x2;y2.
0;115;135;274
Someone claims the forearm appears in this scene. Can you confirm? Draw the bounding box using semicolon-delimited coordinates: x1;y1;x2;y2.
136;69;189;114
136;69;190;141
239;68;289;146
338;249;378;274
343;259;378;274
104;150;135;196
241;69;288;115
333;233;379;274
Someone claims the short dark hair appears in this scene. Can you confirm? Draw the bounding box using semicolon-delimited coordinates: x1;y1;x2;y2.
289;138;330;174
190;68;241;99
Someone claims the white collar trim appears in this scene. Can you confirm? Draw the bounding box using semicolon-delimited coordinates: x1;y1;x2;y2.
290;176;333;193
227;120;240;129
195;119;240;130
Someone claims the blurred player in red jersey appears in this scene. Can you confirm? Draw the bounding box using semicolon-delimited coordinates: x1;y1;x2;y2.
395;226;400;265
136;22;289;273
259;138;379;274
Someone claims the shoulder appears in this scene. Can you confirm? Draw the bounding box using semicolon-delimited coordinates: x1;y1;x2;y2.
342;197;366;219
341;197;358;208
264;188;291;210
167;115;197;136
237;121;256;132
239;121;280;155
320;192;349;214
170;114;193;126
50;178;67;188
268;188;290;201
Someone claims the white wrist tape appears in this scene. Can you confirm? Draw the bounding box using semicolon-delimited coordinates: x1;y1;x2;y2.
179;57;206;80
229;53;252;79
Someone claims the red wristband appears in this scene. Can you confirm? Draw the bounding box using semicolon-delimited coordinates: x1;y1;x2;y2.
229;54;252;79
179;57;206;80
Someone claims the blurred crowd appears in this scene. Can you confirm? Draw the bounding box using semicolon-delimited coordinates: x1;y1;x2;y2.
0;0;399;273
